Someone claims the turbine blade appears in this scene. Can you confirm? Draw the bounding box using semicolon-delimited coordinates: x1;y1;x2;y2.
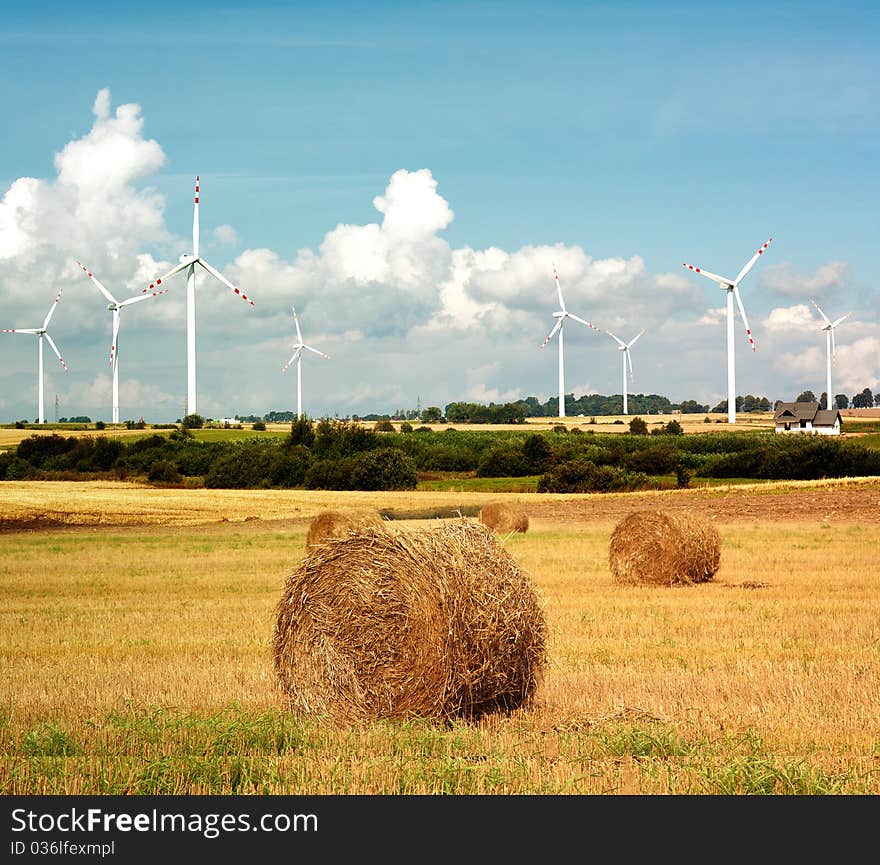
733;237;773;285
552;264;567;312
2;328;40;334
626;348;634;381
142;259;190;293
541;318;563;348
77;261;118;305
628;328;645;348
567;313;602;333
44;333;68;370
830;327;837;359
682;263;733;287
292;306;303;343
118;286;171;307
605;329;626;347
303;344;329;358
810;298;832;326
197;258;255;305
831;312;851;328
733;285;756;351
109;312;122;366
42;287;63;329
282;348;302;372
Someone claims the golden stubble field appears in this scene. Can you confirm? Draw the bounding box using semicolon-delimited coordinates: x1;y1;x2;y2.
1;478;879;794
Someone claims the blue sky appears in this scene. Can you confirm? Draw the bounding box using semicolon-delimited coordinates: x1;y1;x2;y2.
1;0;878;421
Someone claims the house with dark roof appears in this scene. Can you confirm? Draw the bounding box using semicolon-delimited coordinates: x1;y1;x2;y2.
773;401;841;435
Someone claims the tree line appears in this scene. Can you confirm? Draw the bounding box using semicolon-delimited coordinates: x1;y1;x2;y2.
3;417;879;491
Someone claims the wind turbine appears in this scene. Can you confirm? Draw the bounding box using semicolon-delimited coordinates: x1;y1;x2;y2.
810;299;851;411
141;176;255;417
2;287;68;424
605;328;644;415
683;237;772;424
540;264;602;418
281;306;329;419
76;261;171;423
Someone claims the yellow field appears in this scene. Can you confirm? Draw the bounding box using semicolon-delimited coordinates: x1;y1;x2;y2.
1;478;878;794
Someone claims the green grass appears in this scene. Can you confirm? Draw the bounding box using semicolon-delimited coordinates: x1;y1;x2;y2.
856;433;880;450
188;429;289;442
3;709;872;794
417;474;541;492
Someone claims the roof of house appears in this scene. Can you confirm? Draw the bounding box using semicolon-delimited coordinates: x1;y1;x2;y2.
774;401;820;421
774;401;841;426
814;409;841;427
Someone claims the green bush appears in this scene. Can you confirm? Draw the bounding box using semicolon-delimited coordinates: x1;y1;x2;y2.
252;421;266;431
476;445;531;478
181;414;204;429
0;454;34;480
204;442;277;488
522;433;554;472
270;445;312;487
537;459;653;493
312;419;378;459
148;460;182;484
628;417;649;435
289;417;315;448
303;457;356;490
349;448;418;490
625;443;679;475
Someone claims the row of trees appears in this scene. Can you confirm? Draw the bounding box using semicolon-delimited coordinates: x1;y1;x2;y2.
794;388;878;410
4;418;879;491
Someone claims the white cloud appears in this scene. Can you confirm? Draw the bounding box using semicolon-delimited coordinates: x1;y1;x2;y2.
698;307;726;326
761;304;817;331
0;88;169;332
465;382;522;403
760;261;849;298
214;224;238;245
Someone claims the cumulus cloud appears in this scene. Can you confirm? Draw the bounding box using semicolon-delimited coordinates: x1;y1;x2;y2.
698;307;726;326
761;304;817;331
0;88;168;326
760;260;849;298
214;224;238;245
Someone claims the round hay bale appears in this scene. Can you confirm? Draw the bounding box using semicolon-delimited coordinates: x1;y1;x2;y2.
273;519;547;723
608;509;721;586
305;509;385;550
479;500;529;534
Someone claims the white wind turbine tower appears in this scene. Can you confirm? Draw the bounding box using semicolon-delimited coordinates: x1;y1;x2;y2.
683;238;772;424
282;306;329;419
540;264;602;418
810;299;851;410
77;261;171;423
605;328;644;416
141;176;255;417
2;288;68;424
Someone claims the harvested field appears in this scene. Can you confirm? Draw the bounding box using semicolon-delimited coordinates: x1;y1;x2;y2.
1;477;879;795
1;477;879;532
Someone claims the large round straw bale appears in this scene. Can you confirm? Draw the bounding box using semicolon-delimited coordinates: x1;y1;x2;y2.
305;509;385;550
273;519;547;723
608;509;721;586
479;500;529;534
